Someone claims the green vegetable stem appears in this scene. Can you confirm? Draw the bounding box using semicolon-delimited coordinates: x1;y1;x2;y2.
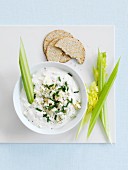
19;38;34;104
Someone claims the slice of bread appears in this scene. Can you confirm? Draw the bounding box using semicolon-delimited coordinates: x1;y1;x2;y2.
43;30;73;54
46;38;71;63
55;37;85;64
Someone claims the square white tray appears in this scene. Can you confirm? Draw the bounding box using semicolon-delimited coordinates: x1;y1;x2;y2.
0;25;115;143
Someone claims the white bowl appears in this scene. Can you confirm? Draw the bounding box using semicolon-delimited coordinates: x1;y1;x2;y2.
13;62;88;135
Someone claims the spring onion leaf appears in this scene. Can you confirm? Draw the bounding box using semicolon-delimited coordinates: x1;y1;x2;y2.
87;58;120;138
19;38;34;104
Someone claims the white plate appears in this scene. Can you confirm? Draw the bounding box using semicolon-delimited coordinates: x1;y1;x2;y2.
13;62;88;135
0;25;115;143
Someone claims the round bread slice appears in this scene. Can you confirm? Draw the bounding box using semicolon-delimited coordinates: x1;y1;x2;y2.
43;30;73;54
46;38;71;63
55;37;85;64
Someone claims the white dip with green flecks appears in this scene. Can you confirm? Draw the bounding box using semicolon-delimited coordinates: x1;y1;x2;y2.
21;67;81;129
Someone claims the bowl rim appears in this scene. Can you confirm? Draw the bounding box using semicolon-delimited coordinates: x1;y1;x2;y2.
13;61;88;135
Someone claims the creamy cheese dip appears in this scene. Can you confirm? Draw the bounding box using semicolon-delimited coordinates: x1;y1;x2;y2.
21;67;81;129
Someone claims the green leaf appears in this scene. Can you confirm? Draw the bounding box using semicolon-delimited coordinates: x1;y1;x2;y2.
87;58;120;138
19;38;34;104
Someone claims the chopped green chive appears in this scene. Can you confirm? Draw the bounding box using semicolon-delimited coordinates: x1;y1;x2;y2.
61;85;66;92
68;73;72;77
53;91;59;99
49;84;54;88
54;101;60;107
47;117;50;122
44;84;50;89
36;108;42;112
67;98;73;104
74;91;79;93
43;114;51;122
58;77;61;82
43;114;47;117
47;105;55;111
65;81;68;86
55;110;60;114
44;84;54;89
54;115;57;120
34;93;36;99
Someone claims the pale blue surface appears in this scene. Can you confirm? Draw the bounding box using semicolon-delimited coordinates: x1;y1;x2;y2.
0;0;128;169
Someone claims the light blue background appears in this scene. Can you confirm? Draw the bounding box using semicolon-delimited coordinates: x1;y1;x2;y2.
0;0;127;169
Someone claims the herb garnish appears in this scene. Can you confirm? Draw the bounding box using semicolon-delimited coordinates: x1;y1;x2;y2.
61;85;66;92
44;84;50;89
74;91;79;93
47;105;55;110
57;82;69;92
55;110;60;114
44;84;54;89
49;84;54;88
47;117;50;122
54;101;60;107
61;106;66;113
34;93;36;99
43;114;47;117
68;73;72;77
36;108;42;112
67;98;73;104
43;114;51;122
53;91;59;99
65;81;68;86
58;77;61;82
54;115;57;120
